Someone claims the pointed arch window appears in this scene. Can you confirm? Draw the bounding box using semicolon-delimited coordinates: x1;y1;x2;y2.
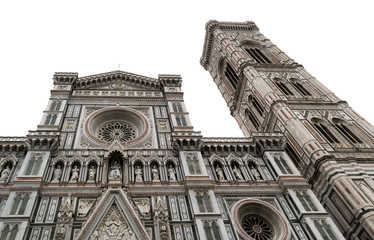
172;103;183;113
247;109;260;130
314;220;338;240
51;114;57;125
203;222;222;240
196;192;213;213
290;79;311;96
333;119;363;144
187;155;201;175
274;155;292;174
45;115;52;125
274;78;294;96
10;193;30;215
296;191;318;211
224;63;239;90
25;155;43;175
312;119;340;144
250;95;264;116
245;48;272;64
0;224;18;240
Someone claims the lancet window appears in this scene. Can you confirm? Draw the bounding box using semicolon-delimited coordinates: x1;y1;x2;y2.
290;79;311;96
0;224;19;240
224;62;239;90
332;119;363;144
245;47;272;64
25;155;43;175
312;118;340;144
187;154;201;174
313;220;338;240
274;155;292;174
274;78;294;96
247;109;260;130
45;114;57;125
196;192;213;212
296;191;318;211
172;103;183;112
10;193;30;215
249;95;264;116
176;116;187;126
203;222;222;240
50;101;62;111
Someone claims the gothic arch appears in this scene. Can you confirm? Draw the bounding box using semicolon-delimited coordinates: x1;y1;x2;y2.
147;155;162;166
131;155;146;166
0;154;16;168
226;154;242;166
163;155;178;166
208;154;225;165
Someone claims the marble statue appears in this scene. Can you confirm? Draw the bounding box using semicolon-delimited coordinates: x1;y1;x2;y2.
109;161;121;180
0;166;11;182
52;165;62;182
88;165;96;181
251;168;261;180
135;165;143;182
233;165;244;180
152;165;159;181
168;165;176;181
70;165;79;181
215;165;225;181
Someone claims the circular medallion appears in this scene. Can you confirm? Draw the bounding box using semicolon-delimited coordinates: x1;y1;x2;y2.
85;107;149;146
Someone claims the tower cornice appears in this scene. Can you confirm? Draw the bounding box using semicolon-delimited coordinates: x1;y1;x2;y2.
200;20;259;70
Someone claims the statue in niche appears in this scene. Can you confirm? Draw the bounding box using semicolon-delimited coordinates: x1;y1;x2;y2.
168;165;176;181
152;165;159;181
233;165;244;180
215;165;225;181
251;167;261;180
135;165;143;182
88;165;96;182
0;165;11;182
70;165;79;182
52;165;62;182
109;161;121;180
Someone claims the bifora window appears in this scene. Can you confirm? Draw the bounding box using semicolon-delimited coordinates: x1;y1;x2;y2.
245;48;272;64
224;63;239;90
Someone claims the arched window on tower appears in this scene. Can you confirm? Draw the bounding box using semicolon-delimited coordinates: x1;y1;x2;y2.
245;47;272;64
273;78;294;96
290;79;312;97
196;192;213;213
203;222;222;240
249;95;264;116
45;115;52;125
312;118;340;144
332;118;363;144
246;109;260;130
51;114;57;125
56;102;62;111
224;62;239;90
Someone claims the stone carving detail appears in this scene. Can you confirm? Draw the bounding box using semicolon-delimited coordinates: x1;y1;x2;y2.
52;165;62;182
135;165;143;182
0;165;11;182
134;198;151;218
215;165;225;181
232;165;244;180
77;199;95;219
88;165;96;182
56;194;74;240
109;161;121;180
152;165;160;182
70;165;80;182
154;196;170;240
168;165;176;181
90;205;135;240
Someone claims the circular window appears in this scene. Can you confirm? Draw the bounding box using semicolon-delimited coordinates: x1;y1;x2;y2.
241;214;273;239
231;199;291;240
97;122;137;143
85;107;149;146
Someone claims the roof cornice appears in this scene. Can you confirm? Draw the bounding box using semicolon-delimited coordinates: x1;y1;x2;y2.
200;20;259;70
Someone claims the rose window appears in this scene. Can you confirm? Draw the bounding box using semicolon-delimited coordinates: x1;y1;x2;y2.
241;214;273;240
97;122;136;143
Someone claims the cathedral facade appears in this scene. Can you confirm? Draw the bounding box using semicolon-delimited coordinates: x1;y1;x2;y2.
0;20;372;240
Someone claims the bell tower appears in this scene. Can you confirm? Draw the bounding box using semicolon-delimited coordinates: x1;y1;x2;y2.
201;20;374;239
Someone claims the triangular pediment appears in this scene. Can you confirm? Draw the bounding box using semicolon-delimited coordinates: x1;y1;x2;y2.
74;70;161;91
76;188;150;240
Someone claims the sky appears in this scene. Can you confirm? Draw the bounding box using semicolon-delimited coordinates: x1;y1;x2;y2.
0;1;373;137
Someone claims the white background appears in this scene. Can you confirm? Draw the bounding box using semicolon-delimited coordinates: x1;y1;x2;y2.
0;1;373;137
